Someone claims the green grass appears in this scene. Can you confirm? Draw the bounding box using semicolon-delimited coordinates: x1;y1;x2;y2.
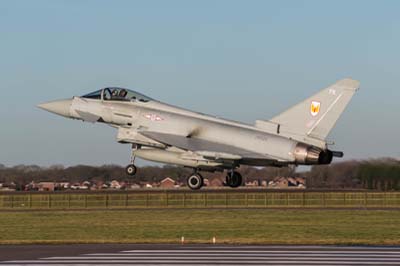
0;209;400;245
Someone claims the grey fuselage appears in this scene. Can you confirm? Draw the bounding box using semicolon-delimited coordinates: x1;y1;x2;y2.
40;79;361;171
66;96;322;170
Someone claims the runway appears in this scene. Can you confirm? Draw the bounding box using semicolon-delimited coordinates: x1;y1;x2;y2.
1;245;400;265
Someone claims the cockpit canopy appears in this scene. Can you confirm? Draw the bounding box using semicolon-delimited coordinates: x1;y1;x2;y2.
82;87;153;102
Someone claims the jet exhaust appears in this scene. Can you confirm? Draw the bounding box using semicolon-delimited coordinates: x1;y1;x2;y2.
294;143;333;165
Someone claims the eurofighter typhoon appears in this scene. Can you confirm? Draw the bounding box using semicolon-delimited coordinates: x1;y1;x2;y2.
38;78;359;189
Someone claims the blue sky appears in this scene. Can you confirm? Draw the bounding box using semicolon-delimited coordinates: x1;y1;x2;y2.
0;0;399;166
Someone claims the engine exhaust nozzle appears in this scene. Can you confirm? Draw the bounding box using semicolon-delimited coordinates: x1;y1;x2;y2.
294;143;333;165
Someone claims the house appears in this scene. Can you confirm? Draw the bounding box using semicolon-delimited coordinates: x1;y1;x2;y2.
79;184;89;190
245;180;259;187
0;183;16;191
24;181;38;191
298;183;306;189
0;187;16;191
288;177;298;187
110;180;122;189
70;182;89;190
268;177;306;189
160;177;176;188
119;181;127;189
287;177;306;188
296;177;306;188
296;177;306;185
38;182;56;191
276;177;289;188
70;183;80;190
209;177;224;187
59;182;70;190
268;177;289;188
89;181;103;190
130;183;141;189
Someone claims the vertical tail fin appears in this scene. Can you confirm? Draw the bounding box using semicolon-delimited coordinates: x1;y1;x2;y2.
270;78;360;141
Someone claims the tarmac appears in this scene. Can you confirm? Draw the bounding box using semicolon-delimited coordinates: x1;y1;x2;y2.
1;244;400;265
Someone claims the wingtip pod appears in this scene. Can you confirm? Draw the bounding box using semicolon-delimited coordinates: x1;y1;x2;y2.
336;78;360;91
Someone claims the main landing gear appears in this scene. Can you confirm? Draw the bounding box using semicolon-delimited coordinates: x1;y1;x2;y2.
225;171;242;188
187;172;204;190
125;144;140;176
186;170;243;190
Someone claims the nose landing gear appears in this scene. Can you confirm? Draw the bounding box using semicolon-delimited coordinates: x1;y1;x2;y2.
125;164;137;176
125;144;140;176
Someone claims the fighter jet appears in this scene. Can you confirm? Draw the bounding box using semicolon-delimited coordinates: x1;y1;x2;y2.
38;78;359;189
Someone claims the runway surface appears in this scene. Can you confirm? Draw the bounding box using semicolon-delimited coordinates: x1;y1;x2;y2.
1;244;400;265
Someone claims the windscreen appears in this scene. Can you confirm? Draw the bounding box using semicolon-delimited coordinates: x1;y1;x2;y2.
82;90;102;99
104;88;153;102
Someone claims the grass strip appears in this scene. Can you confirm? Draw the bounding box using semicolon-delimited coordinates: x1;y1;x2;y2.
0;209;399;245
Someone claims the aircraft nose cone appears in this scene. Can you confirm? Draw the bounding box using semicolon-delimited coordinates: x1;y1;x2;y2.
37;99;72;117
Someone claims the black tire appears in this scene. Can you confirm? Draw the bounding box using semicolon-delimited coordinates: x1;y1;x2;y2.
226;171;242;188
187;173;204;190
125;164;137;176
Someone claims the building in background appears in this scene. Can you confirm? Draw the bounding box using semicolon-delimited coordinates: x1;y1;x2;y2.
38;182;55;191
160;177;176;189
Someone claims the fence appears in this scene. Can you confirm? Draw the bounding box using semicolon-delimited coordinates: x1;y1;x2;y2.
1;191;400;210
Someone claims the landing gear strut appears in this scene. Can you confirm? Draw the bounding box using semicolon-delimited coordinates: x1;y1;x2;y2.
187;172;204;190
226;171;242;188
125;144;140;176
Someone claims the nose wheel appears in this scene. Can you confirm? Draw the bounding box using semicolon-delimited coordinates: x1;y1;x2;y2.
125;144;140;176
226;171;242;188
125;164;137;176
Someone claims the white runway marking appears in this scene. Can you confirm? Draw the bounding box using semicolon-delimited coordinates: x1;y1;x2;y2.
119;250;400;254
2;246;400;265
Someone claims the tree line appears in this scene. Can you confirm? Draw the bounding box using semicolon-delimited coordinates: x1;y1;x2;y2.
0;158;399;190
304;158;400;190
